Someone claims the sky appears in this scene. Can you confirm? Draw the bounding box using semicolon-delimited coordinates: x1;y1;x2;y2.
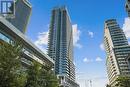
26;0;130;87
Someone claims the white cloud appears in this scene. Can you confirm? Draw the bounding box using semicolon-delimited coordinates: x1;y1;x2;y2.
123;17;130;39
35;32;48;45
83;58;93;63
34;31;49;54
34;24;82;53
96;57;103;62
72;24;82;48
88;31;94;38
83;57;103;63
100;43;105;51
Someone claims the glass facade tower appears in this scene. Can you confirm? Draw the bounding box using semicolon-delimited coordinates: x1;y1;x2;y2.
48;6;79;87
104;19;130;87
7;0;32;34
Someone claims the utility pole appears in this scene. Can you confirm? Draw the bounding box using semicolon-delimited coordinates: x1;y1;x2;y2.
90;80;92;87
87;80;92;87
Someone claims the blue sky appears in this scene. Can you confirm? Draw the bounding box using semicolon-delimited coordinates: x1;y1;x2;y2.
26;0;130;87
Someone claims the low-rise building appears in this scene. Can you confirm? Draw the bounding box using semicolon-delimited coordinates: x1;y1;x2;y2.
0;15;54;68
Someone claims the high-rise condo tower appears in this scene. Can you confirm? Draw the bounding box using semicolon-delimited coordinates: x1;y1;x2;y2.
48;6;79;87
104;19;130;87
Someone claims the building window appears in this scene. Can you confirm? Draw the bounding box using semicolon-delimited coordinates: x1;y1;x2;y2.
0;32;10;43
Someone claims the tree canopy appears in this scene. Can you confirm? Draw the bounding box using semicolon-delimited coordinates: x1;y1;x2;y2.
116;76;130;87
0;41;26;87
0;41;59;87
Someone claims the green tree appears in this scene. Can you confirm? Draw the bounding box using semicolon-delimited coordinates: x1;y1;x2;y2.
115;76;130;87
46;70;59;87
106;84;111;87
25;61;41;87
38;65;47;87
26;61;59;87
0;41;26;87
39;65;59;87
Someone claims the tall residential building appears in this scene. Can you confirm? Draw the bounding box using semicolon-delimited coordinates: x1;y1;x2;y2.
104;19;130;87
48;6;79;87
126;0;130;17
7;0;32;34
125;0;130;70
